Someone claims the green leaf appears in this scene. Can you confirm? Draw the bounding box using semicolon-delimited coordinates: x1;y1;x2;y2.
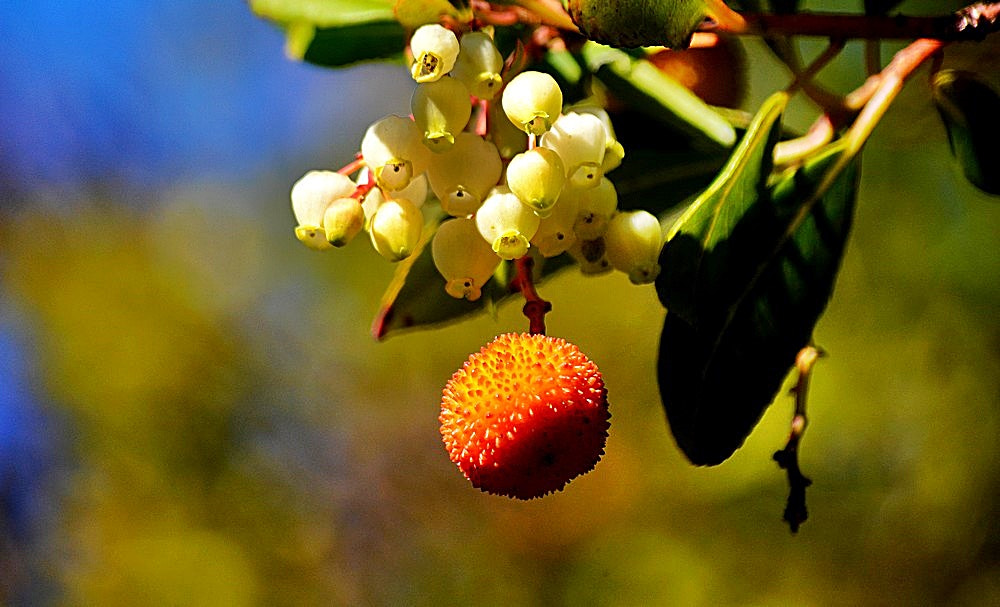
581;43;737;150
567;0;708;49
655;104;860;465
250;0;396;27
932;69;1000;196
288;21;406;66
393;0;467;28
371;217;573;339
656;92;789;323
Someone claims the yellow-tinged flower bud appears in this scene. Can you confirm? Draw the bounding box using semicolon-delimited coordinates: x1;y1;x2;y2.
531;187;579;257
566;177;618;240
411;77;472;153
475;186;540;260
370;198;423;262
451;32;504;99
323;197;365;247
502;71;562;136
604;210;663;284
506;147;565;217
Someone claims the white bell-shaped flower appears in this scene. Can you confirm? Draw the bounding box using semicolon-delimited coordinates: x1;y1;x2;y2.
290;170;357;250
361;116;430;191
427;133;502;217
432;217;501;301
409;24;460;83
540;111;607;188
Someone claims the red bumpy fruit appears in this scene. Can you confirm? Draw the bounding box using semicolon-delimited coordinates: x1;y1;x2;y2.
439;333;611;499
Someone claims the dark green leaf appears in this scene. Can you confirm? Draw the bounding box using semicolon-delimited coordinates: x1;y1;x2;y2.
581;43;737;151
656;92;789;323
293;21;406;67
932;69;1000;196
656;130;860;465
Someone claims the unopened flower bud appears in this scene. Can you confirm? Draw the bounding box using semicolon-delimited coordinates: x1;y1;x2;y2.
323;197;365;247
502;71;563;136
370;198;423;262
290;170;357;250
506;147;565;217
567;177;618;240
604;210;663;284
476;186;540;260
411;77;472;153
531;188;579;257
451;32;504;99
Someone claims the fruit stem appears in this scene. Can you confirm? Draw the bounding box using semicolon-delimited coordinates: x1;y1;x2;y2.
514;255;551;335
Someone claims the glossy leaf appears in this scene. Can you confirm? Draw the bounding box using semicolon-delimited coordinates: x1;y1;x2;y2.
288;21;406;67
656;92;789;323
932;69;1000;196
581;43;737;151
656;111;860;465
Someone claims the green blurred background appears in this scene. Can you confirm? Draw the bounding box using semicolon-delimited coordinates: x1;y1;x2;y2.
0;1;997;605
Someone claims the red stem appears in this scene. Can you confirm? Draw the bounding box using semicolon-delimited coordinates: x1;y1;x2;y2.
514;256;551;335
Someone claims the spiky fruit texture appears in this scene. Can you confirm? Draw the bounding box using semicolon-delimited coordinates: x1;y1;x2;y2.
440;333;610;499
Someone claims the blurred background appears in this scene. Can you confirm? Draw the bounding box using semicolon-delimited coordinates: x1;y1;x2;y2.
0;1;997;605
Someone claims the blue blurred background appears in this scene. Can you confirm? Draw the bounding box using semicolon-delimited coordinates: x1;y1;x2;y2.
1;1;998;605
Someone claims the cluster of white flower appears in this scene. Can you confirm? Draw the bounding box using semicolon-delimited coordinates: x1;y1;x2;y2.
290;24;663;301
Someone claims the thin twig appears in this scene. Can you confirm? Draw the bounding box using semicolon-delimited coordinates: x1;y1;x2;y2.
709;3;1000;41
773;345;824;533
